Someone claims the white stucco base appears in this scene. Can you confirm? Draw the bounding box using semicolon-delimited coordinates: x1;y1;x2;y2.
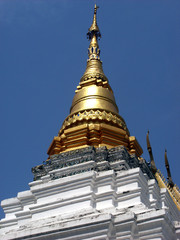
0;167;180;239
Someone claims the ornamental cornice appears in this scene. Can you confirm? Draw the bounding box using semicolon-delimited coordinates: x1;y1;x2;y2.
80;72;108;83
59;109;129;136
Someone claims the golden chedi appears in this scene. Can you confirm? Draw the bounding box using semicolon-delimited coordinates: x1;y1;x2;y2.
47;5;143;157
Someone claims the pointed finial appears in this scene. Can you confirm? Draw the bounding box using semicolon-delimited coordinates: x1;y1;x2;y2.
165;149;174;188
87;4;101;40
146;130;157;174
94;4;99;14
85;4;102;62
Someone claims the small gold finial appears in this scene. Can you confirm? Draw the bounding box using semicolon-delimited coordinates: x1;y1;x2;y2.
94;4;99;14
165;149;174;188
87;4;101;40
93;4;99;27
146;131;157;174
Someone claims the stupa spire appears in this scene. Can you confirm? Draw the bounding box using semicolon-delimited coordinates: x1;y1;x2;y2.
47;5;143;158
80;4;106;83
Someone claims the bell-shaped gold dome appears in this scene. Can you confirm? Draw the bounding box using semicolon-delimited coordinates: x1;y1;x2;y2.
47;5;143;157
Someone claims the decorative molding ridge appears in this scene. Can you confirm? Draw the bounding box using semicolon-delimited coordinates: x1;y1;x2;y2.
59;109;128;135
80;72;108;83
32;146;154;182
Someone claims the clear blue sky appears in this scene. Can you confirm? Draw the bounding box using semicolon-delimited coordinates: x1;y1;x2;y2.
0;0;180;219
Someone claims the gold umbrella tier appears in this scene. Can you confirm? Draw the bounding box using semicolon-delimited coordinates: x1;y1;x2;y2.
70;85;119;115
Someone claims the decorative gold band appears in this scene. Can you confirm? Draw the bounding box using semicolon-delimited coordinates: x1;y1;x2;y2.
59;109;129;136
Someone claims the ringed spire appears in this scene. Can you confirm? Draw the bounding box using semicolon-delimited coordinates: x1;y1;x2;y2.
80;4;106;83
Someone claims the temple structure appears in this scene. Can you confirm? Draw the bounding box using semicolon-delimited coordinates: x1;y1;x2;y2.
0;5;180;240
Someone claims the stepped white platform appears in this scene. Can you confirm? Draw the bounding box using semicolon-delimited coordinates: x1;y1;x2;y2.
0;147;180;240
